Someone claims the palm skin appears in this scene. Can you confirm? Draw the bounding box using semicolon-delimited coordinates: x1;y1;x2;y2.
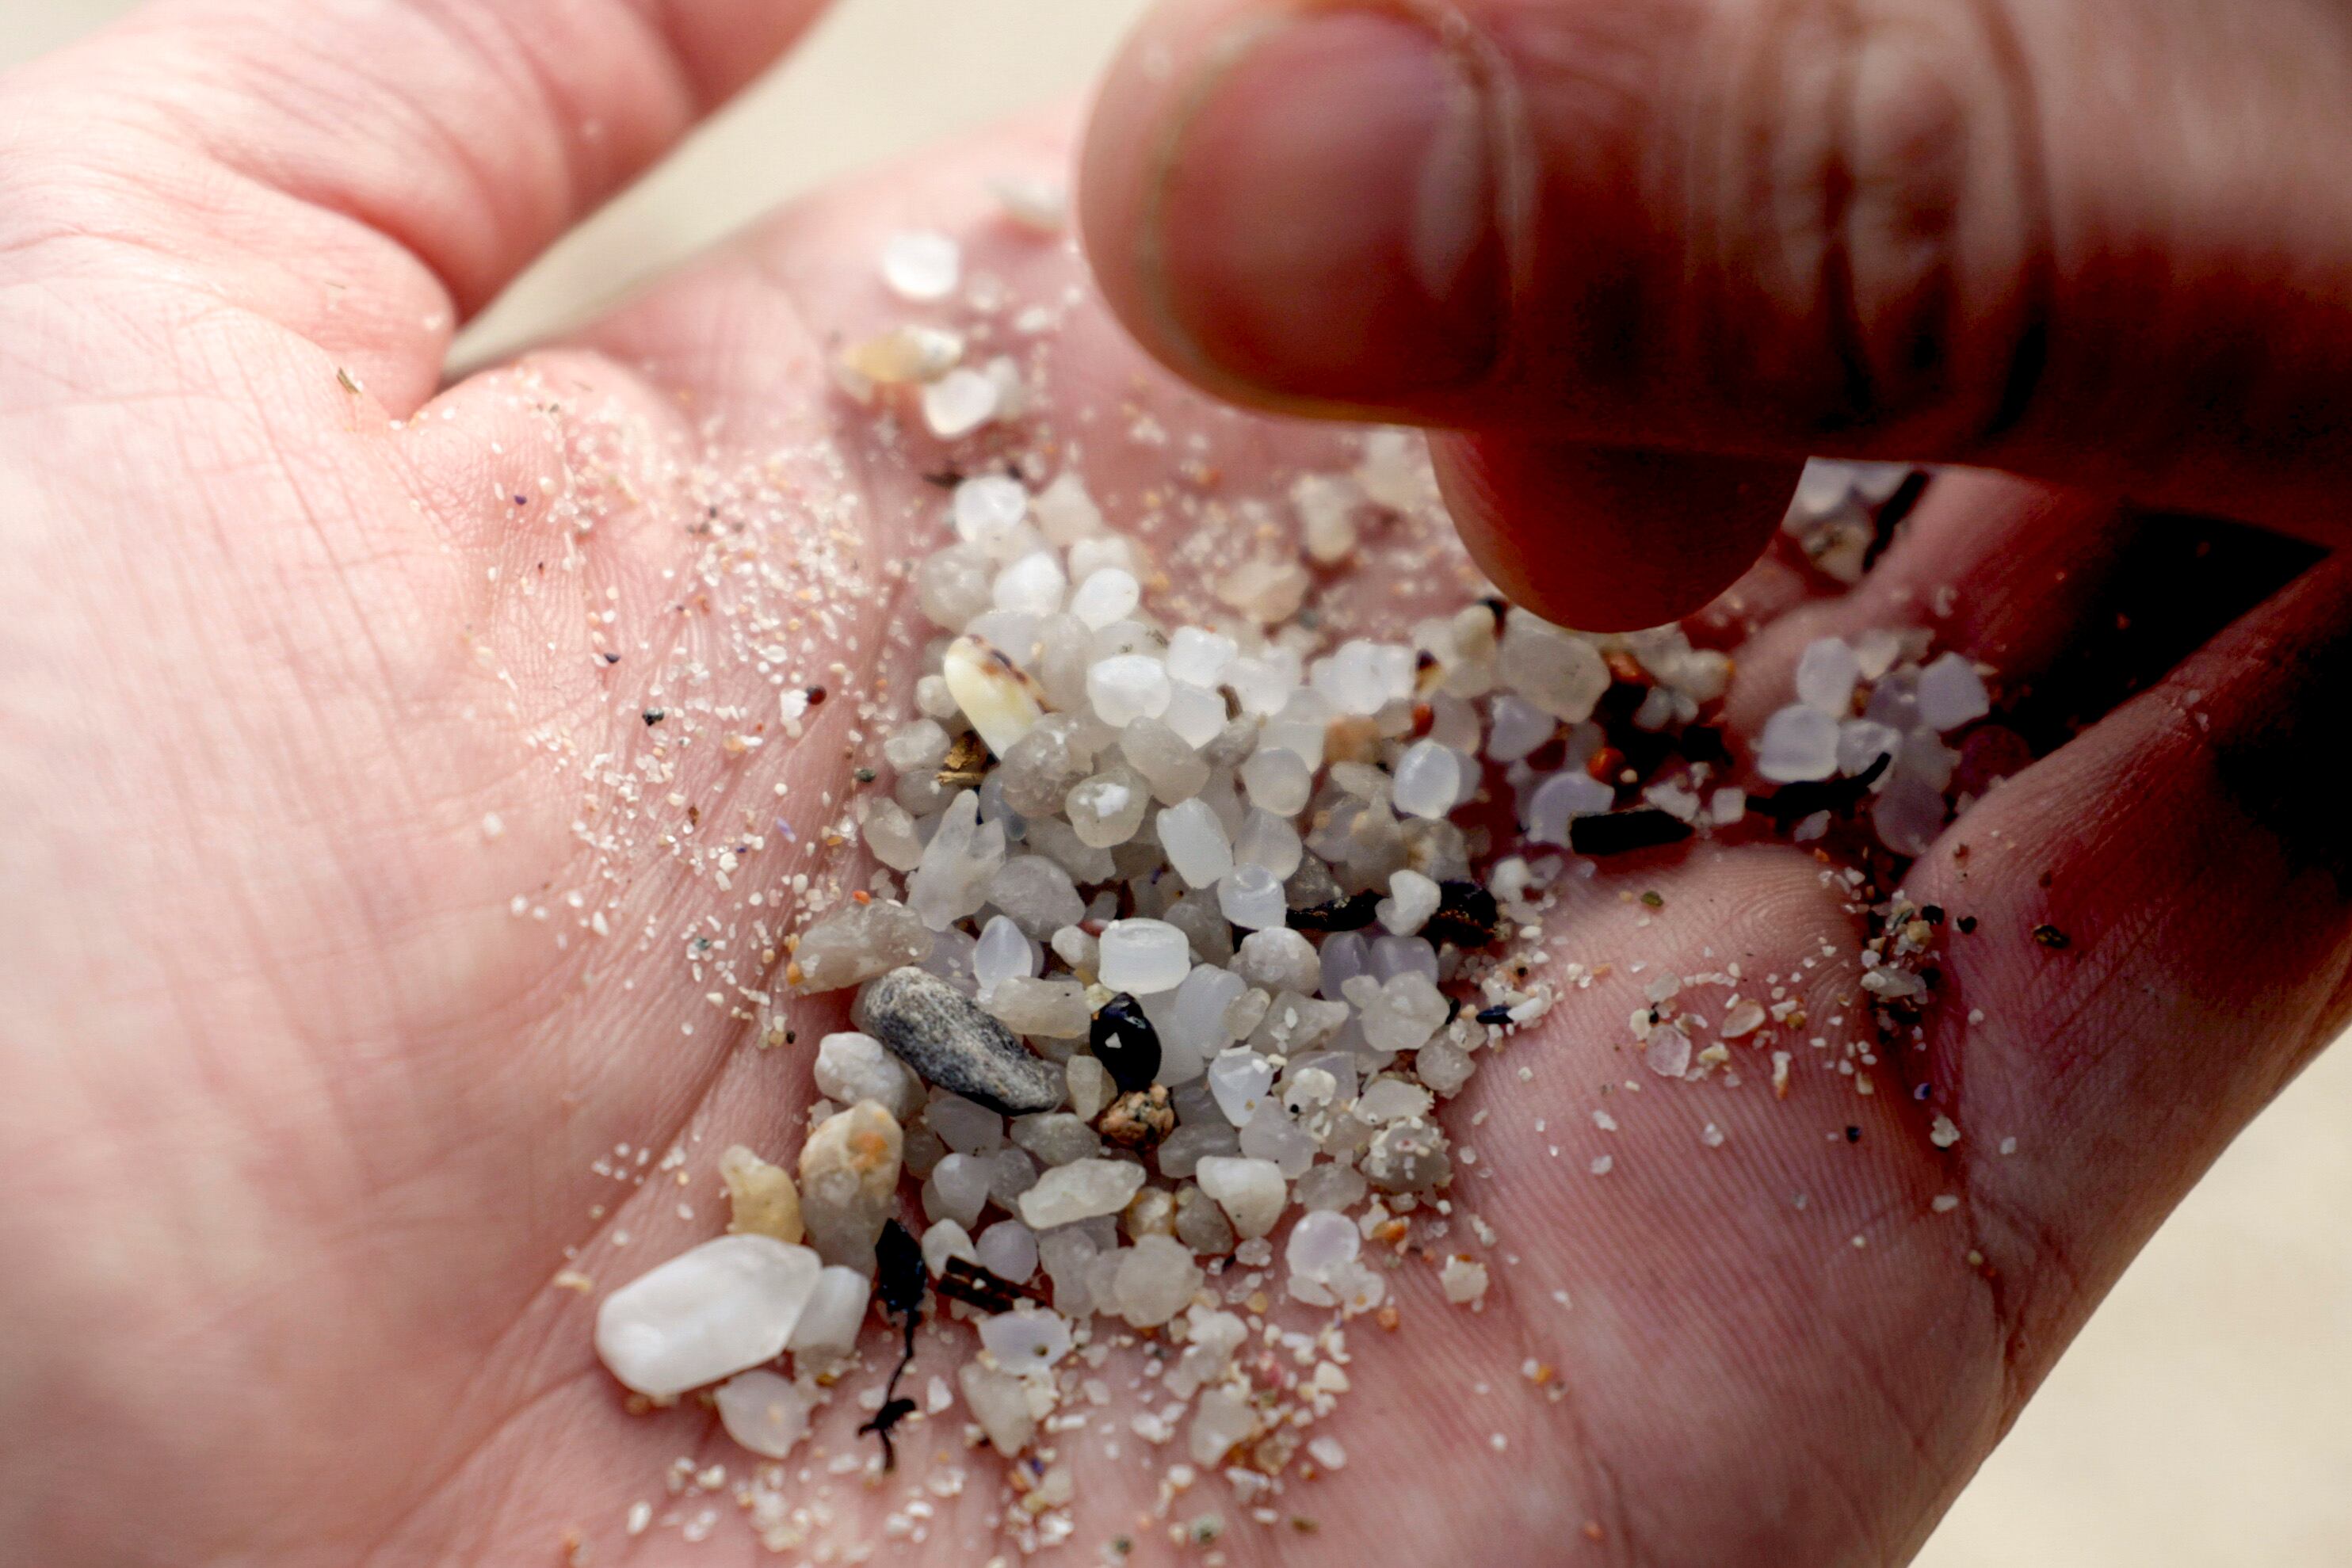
3;7;2349;1566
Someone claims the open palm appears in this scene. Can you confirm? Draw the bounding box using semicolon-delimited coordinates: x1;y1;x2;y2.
4;5;2348;1565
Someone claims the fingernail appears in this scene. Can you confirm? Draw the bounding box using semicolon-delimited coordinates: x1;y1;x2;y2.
1145;7;1514;401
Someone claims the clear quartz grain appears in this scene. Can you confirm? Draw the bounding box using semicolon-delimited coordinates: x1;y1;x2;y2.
716;1370;813;1459
1193;1155;1286;1238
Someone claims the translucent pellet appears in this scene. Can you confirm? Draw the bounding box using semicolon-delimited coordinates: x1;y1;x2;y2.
1367;934;1438;985
975;1219;1039;1283
1067;534;1137;580
1121;716;1209;803
917;546;993;631
1239;747;1312;817
1319;930;1369;1000
924;1151;991;1229
880;230;960;300
1239;1101;1317;1175
1499;613;1609;722
1285;1208;1360;1280
1525;769;1613;845
863;798;925;872
922;369;998;438
1837;719;1903;777
1234;929;1320;995
1217;864;1287;929
1098;918;1192;994
988;854;1085;937
1113;1234;1202;1328
972;914;1037;1001
1087;654;1172;727
1068;567;1140;630
991;551;1067;617
1231;809;1303;879
1258;689;1329;769
1292;471;1362;563
1486;693;1555;761
953;475;1027;544
922;1222;978;1279
1796;637;1860;715
1873;771;1949;856
1166;626;1237;687
1223;654;1297;718
907;791;1007;931
1915;651;1991;731
716;1370;812;1459
1213;1053;1270;1128
1293;1161;1367;1215
1157;798;1234;888
1390;739;1461;819
1375;868;1441;935
1162;682;1228;748
977;1305;1071;1372
990;173;1067;231
1309;639;1413;716
1898;726;1959;790
1066;771;1147;848
926;1093;1007;1156
1161;963;1245;1081
1193;1155;1285;1238
1756;704;1840;783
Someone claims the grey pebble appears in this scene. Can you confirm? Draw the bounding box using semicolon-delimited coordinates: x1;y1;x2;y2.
853;966;1064;1116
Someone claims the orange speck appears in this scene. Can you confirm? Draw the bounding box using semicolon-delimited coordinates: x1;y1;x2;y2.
852;889;872;905
1375;1307;1400;1332
1585;746;1625;782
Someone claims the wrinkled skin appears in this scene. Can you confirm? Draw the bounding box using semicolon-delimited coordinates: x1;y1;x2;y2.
2;5;2348;1566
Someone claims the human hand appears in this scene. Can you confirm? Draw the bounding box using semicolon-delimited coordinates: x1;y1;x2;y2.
1079;0;2352;628
2;2;2346;1566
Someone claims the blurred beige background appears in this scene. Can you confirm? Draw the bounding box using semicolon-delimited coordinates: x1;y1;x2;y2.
7;3;2349;1562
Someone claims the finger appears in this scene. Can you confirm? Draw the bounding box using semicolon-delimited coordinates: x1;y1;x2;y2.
1435;434;1801;631
1079;0;2352;538
9;0;828;409
1900;555;2352;1398
1726;472;2322;754
1994;511;2323;753
1723;470;2136;736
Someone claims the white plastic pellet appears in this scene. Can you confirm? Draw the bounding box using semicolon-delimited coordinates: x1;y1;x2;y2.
1086;654;1172;728
880;231;960;300
1098;919;1192;995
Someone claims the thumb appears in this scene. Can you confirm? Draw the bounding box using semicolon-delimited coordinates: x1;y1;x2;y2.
1080;0;2352;609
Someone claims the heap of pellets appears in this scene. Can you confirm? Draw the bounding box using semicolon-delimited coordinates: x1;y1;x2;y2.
585;212;1987;1550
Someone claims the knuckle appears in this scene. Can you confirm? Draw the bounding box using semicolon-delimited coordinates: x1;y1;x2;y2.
1716;0;2048;444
